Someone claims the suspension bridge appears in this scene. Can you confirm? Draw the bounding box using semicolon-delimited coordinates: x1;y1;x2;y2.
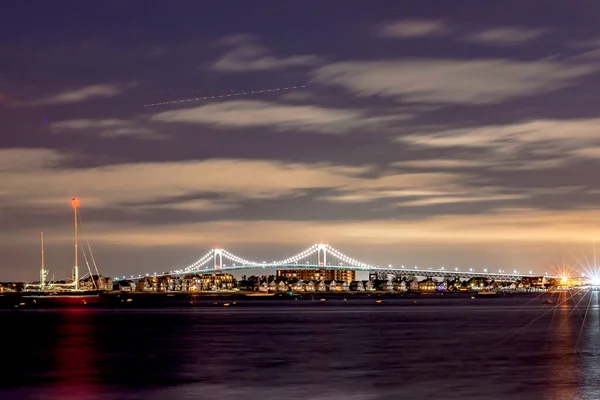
118;243;552;282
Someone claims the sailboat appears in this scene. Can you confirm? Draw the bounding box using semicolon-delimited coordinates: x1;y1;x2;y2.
22;198;106;302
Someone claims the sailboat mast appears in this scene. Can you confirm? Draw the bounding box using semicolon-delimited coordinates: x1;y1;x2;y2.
72;198;79;291
40;232;45;288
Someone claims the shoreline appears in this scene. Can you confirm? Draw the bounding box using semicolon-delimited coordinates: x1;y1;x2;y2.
0;290;560;309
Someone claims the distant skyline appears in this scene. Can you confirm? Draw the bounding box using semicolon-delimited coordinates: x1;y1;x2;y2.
2;1;600;281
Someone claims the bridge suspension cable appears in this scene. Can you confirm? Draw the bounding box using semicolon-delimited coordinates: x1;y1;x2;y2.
179;243;374;273
327;245;373;269
184;249;216;272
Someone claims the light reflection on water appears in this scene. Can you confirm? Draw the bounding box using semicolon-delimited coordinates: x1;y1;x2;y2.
0;294;599;400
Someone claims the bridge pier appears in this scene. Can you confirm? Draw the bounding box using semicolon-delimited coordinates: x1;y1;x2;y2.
214;249;223;273
317;243;327;267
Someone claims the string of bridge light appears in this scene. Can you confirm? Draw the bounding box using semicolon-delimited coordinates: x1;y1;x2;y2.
221;250;259;267
220;246;320;267
225;245;322;266
184;250;215;271
327;246;373;269
270;245;320;266
207;244;374;268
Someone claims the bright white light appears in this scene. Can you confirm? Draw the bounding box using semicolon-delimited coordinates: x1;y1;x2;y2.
591;276;600;286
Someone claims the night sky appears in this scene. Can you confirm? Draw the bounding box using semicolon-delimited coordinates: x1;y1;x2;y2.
2;0;600;281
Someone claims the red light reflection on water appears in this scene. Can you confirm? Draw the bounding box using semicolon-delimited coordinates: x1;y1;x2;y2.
48;309;101;399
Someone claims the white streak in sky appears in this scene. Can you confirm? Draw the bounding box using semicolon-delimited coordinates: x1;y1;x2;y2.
144;85;306;108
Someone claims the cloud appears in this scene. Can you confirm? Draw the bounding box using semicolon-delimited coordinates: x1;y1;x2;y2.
392;157;570;172
465;27;548;45
213;35;318;72
397;194;525;207
0;148;66;172
0;148;507;220
571;39;600;60
398;118;600;150
278;90;313;102
394;118;600;172
571;147;600;159
318;171;489;205
50;118;163;139
135;199;237;212
18;209;600;249
378;20;448;38
391;159;487;169
151;100;406;133
313;59;594;104
320;189;449;203
0;150;375;211
24;84;123;106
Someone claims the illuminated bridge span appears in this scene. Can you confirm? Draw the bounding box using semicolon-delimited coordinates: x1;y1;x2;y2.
125;244;549;281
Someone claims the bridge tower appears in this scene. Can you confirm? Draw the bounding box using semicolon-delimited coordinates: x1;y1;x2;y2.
317;243;328;267
214;248;223;272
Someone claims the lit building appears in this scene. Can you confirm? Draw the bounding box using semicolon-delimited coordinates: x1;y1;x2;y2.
276;269;356;283
165;273;235;292
418;278;438;292
80;275;112;291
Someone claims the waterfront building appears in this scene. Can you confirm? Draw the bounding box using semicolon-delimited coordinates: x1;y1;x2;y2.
259;282;269;292
305;281;316;291
317;280;326;291
164;273;235;292
0;283;19;293
351;281;365;291
277;280;287;292
277;269;356;284
365;281;375;291
136;279;152;292
115;280;133;291
268;280;277;291
394;280;407;291
80;275;112;291
292;280;304;291
408;278;419;291
382;280;394;291
418;279;438;291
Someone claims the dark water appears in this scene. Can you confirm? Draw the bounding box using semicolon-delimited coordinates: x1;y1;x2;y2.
1;293;599;400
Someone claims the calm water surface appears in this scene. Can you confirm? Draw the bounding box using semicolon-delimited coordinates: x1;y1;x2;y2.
1;293;599;400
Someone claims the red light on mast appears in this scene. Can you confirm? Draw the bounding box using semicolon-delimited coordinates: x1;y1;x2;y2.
71;198;79;208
